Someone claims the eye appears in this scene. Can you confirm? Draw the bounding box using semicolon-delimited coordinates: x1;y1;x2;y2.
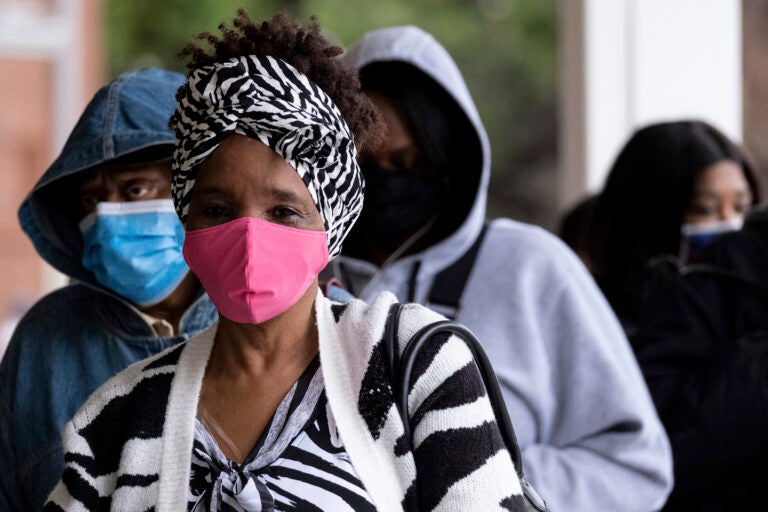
390;156;408;170
79;194;99;214
393;147;431;174
201;204;230;219
123;180;153;200
687;203;716;217
268;206;301;224
735;201;752;214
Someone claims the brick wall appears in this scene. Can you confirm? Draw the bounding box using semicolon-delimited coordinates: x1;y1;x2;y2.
0;0;103;354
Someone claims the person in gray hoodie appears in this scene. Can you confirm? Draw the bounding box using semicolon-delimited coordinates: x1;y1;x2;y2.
329;26;673;511
0;68;218;510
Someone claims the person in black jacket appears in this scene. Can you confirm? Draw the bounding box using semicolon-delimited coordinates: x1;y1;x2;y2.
586;121;760;336
635;207;768;510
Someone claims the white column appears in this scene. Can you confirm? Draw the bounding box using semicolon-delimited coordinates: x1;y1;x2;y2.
53;0;84;153
559;0;742;208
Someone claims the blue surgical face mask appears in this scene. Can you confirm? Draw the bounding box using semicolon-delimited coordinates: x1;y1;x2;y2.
679;217;743;264
79;199;189;306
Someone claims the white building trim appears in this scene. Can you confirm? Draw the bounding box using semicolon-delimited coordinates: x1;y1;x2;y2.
559;0;742;207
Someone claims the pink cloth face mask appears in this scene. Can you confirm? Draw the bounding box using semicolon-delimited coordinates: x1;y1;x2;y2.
183;217;329;324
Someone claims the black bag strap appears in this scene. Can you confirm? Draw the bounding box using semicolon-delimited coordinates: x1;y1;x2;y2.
419;221;490;319
383;302;548;511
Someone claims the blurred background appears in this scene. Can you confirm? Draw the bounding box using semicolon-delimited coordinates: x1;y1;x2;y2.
0;0;766;346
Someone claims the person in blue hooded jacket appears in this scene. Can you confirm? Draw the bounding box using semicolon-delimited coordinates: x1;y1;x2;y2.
0;68;218;510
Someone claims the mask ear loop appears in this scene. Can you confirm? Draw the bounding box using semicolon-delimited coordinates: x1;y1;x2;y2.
348;215;438;301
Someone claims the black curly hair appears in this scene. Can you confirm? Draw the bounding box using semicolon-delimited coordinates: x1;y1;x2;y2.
177;10;382;152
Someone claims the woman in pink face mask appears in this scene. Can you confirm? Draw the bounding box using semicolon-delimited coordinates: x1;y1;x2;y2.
46;12;530;512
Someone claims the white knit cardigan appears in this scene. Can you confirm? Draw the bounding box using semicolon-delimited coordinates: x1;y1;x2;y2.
45;291;524;511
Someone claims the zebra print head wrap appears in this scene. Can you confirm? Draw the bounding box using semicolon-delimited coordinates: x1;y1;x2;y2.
170;54;363;259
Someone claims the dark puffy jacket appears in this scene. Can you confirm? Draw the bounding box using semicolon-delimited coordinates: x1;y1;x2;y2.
635;208;768;511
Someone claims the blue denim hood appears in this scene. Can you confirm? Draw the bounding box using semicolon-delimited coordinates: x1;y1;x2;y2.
17;68;185;283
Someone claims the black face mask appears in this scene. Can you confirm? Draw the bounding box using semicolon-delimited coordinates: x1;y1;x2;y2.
356;165;445;243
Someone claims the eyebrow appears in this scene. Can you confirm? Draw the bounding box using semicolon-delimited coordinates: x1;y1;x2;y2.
389;143;420;158
193;185;234;198
194;185;304;202
271;188;302;202
77;166;166;191
77;178;102;194
109;167;161;178
693;189;752;199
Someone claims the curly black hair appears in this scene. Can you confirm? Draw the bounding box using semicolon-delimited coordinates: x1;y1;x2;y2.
177;10;382;152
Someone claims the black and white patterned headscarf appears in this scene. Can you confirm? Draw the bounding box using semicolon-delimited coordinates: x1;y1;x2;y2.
171;54;363;259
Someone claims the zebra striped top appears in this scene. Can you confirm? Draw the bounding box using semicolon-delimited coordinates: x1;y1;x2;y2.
46;292;526;511
188;357;376;511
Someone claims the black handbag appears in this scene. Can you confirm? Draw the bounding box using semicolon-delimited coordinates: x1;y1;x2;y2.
383;303;548;512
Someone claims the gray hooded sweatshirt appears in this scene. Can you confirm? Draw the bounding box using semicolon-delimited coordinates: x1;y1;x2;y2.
336;26;673;511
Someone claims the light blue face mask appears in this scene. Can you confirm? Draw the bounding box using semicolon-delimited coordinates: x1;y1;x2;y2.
79;199;189;306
